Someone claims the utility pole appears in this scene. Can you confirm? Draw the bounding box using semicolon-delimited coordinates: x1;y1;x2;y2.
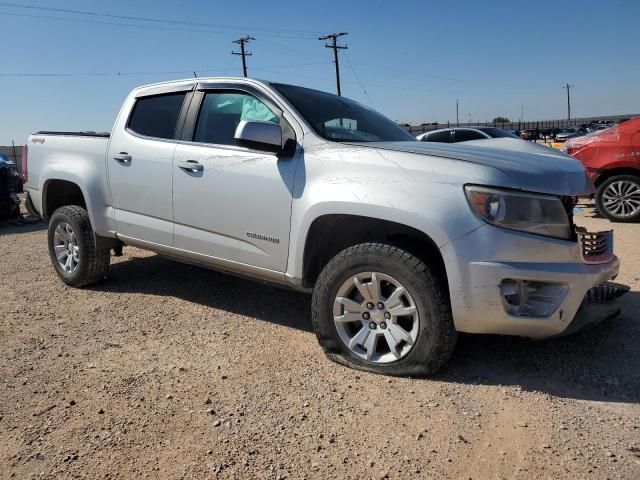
563;83;574;121
319;32;348;96
232;36;254;77
456;99;459;126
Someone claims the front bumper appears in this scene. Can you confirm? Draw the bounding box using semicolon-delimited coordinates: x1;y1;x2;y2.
441;224;624;339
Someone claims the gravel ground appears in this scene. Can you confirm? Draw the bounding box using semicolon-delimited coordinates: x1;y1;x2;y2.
1;201;639;479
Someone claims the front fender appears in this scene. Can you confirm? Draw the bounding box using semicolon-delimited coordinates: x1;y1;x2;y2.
286;183;483;283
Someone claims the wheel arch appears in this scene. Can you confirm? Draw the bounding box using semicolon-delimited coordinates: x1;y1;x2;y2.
42;178;87;219
300;214;448;292
594;167;640;188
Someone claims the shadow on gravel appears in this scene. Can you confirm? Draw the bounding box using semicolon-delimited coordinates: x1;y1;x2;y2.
0;219;46;235
91;254;313;333
95;254;639;404
443;291;640;404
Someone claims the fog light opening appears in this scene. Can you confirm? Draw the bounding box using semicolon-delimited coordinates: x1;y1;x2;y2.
500;279;568;318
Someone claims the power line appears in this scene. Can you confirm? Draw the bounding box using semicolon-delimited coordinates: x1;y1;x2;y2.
0;11;242;35
232;36;255;77
0;2;321;38
0;62;330;78
343;53;375;108
319;32;348;96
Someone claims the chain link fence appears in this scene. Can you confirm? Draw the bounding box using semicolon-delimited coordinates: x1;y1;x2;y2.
402;113;638;136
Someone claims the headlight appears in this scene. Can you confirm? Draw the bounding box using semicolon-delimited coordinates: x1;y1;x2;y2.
464;185;571;239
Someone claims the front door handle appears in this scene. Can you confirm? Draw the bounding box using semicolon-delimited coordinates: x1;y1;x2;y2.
177;160;204;172
113;152;132;164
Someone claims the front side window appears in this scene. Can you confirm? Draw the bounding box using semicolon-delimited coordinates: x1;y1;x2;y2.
194;92;279;146
128;92;186;139
272;83;414;143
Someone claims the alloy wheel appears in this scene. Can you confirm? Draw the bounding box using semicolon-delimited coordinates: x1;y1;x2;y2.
333;272;419;363
602;180;640;218
53;222;80;273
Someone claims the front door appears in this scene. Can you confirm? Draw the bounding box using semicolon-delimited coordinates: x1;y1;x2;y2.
172;89;298;272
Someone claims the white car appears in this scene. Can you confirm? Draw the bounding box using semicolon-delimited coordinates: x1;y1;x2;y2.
416;126;520;142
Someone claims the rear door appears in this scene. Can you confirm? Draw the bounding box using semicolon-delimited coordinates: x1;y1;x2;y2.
107;86;192;245
171;84;298;272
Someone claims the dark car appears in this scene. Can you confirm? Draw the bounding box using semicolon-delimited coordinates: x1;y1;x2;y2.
540;127;562;139
0;153;24;193
519;129;540;141
0;154;21;220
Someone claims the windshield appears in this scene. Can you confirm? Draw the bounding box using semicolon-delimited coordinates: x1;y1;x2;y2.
272;83;415;143
478;127;520;139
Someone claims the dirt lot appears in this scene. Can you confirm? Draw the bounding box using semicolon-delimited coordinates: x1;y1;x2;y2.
1;201;639;480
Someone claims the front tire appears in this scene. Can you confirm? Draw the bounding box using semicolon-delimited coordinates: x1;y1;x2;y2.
595;175;640;222
47;205;110;287
311;243;456;377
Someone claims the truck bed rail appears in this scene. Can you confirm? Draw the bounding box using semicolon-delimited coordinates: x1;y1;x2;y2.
34;131;110;138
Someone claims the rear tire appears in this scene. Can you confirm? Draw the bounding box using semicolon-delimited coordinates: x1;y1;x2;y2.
595;175;640;223
47;205;110;287
311;242;457;377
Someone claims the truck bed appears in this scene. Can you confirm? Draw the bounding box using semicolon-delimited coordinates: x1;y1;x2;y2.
26;131;111;218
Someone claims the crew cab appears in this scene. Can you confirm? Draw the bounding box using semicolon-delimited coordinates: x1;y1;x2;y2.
23;77;626;376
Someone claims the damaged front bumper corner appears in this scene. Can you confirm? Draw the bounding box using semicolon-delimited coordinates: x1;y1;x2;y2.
549;281;630;338
442;223;628;339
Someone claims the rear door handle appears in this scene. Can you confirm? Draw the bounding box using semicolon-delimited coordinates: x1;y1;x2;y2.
177;160;204;172
113;152;132;164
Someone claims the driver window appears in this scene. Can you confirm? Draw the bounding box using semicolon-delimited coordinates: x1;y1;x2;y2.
194;92;279;146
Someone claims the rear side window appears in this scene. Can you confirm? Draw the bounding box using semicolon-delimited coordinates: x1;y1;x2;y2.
479;127;519;139
453;129;486;142
423;130;452;143
128;93;187;139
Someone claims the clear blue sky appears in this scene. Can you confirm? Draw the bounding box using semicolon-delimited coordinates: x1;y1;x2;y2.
1;0;639;144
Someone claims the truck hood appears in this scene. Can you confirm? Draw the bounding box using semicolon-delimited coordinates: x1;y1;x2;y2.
349;141;594;196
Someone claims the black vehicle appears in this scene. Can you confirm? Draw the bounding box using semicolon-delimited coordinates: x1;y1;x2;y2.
0;154;21;220
540;127;562;139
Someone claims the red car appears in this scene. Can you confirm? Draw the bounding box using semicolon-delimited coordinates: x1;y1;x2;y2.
564;117;640;222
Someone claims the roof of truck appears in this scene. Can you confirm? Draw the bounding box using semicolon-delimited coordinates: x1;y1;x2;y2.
133;76;271;91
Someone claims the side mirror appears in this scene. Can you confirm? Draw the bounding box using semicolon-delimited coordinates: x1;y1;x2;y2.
234;120;283;153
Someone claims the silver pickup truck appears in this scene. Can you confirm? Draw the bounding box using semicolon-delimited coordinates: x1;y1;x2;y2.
24;77;626;376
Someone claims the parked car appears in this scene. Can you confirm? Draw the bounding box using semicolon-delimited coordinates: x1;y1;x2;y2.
556;126;589;142
417;127;558;154
0;154;20;220
0;152;23;193
564;117;640;222
23;77;625;376
416;127;520;143
519;129;540;141
540;127;562;139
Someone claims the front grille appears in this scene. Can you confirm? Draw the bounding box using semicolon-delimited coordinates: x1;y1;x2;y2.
576;227;614;264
